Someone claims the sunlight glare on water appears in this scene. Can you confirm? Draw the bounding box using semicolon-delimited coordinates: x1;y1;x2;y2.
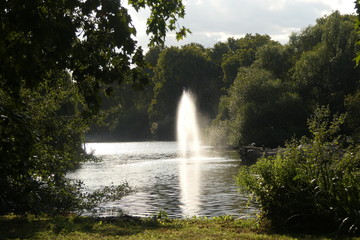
68;141;259;218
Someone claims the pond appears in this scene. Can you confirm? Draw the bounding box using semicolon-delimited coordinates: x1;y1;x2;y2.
67;141;259;218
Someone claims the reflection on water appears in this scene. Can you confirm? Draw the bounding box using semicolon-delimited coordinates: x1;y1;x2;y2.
180;158;201;216
67;142;259;218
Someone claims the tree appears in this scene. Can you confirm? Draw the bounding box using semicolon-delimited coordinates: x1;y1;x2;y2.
145;45;165;69
253;42;292;79
355;0;360;64
0;74;93;214
0;0;188;215
291;12;359;113
207;42;230;66
214;12;360;148
87;77;154;141
0;0;189;108
149;44;222;139
218;67;305;148
221;34;274;87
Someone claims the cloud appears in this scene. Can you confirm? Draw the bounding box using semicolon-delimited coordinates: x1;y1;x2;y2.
128;0;356;50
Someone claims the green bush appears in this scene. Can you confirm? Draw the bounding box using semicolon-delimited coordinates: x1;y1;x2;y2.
236;106;360;235
0;77;132;216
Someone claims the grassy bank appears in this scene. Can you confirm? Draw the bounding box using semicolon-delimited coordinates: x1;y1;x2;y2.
1;215;359;240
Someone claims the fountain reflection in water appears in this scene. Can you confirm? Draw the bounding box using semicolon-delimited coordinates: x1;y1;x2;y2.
176;90;201;158
177;90;202;216
66;91;259;218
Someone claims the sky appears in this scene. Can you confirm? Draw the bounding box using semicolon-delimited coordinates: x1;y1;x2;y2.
126;0;356;50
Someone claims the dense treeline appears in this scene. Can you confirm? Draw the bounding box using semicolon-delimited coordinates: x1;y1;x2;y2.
88;12;360;234
215;12;360;147
233;11;360;235
96;11;360;149
233;12;360;229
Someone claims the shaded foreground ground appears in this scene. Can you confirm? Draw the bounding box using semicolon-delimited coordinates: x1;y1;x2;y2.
1;215;359;240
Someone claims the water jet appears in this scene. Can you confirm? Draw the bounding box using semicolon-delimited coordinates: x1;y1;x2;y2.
176;90;201;158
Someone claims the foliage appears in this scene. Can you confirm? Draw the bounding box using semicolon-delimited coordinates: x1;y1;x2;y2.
291;12;358;113
129;0;191;46
207;41;230;66
148;44;222;139
0;74;86;214
146;35;275;140
211;12;360;148
253;42;292;79
87;77;153;141
0;0;189;109
216;67;305;148
345;90;360;142
355;0;360;65
89;11;360;145
0;74;133;215
221;34;274;87
0;0;188;215
237;106;360;235
85;11;360;145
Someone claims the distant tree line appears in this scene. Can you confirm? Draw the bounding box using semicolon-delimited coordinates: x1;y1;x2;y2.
94;11;360;149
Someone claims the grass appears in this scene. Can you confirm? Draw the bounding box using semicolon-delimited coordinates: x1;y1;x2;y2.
1;214;359;240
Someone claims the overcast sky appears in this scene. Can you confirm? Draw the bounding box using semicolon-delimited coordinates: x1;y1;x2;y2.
126;0;356;50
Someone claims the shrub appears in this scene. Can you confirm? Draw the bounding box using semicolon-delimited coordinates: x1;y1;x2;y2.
236;106;360;235
0;77;132;216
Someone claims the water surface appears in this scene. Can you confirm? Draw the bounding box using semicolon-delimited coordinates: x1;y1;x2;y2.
67;141;258;218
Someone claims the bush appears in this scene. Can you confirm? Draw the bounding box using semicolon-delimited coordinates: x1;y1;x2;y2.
236;106;360;235
0;76;132;216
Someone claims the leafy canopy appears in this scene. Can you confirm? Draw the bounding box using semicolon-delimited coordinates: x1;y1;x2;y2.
0;0;190;107
0;0;189;215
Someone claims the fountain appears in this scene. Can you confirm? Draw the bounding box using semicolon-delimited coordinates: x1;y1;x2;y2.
176;90;201;158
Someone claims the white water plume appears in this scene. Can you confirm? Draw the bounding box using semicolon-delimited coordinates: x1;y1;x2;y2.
176;90;201;158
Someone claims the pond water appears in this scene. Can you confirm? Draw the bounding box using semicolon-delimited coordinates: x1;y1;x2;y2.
67;141;259;218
